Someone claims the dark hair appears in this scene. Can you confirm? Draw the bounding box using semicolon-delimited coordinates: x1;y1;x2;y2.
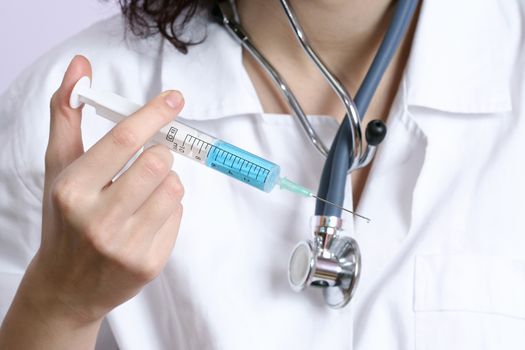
114;0;216;54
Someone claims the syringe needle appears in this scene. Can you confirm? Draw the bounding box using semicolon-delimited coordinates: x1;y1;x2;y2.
278;177;371;223
309;194;371;223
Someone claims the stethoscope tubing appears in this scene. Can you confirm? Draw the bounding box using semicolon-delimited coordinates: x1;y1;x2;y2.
278;0;363;165
216;7;330;156
214;0;419;217
213;1;420;306
316;0;420;217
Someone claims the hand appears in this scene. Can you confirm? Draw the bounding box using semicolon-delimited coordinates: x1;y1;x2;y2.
27;56;185;324
37;55;185;321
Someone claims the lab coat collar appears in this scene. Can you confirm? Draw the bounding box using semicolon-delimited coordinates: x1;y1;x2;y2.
160;19;263;121
161;0;515;121
404;0;514;114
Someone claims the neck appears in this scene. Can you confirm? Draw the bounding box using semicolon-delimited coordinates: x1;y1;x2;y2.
236;0;417;122
237;0;395;85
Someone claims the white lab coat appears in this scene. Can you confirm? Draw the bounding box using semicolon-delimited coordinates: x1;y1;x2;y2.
1;1;525;349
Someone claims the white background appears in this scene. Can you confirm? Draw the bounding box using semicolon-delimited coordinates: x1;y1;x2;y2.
0;0;119;94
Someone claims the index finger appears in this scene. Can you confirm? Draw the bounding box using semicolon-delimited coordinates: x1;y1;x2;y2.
70;90;184;189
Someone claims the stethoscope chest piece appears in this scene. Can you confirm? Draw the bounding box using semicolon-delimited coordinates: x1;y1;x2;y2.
288;216;361;308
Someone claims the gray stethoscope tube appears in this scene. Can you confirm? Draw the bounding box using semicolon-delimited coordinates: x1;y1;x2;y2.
214;0;419;307
215;1;331;156
317;0;419;217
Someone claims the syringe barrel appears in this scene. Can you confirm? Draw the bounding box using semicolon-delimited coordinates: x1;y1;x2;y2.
71;77;281;193
150;121;215;166
150;122;281;192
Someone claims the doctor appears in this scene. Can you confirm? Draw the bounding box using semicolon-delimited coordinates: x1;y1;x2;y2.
1;0;525;349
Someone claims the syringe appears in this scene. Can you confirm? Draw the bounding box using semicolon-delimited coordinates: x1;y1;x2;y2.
70;77;369;222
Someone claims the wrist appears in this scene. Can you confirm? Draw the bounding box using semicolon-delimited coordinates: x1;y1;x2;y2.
20;252;105;327
0;259;103;350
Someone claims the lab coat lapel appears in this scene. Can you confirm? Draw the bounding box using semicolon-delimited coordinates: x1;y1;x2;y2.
350;0;514;293
352;84;428;279
399;0;514;237
404;0;514;114
160;19;262;121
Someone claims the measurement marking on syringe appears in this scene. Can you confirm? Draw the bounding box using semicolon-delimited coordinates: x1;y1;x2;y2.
206;145;214;157
239;159;246;170
183;135;196;150
166;127;178;142
177;135;212;156
208;145;271;183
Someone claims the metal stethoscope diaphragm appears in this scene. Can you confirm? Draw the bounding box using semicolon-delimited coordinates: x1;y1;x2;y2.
289;216;360;308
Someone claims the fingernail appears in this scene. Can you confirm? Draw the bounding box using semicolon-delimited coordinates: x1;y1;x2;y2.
165;91;183;109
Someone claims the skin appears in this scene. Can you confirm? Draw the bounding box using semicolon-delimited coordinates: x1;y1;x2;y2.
0;1;418;347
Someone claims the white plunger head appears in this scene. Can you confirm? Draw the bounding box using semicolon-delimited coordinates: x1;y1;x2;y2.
69;76;92;109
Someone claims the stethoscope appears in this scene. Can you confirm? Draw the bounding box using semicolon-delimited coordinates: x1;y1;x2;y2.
213;0;419;308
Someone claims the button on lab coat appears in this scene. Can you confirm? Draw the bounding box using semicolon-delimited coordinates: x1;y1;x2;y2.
1;1;525;349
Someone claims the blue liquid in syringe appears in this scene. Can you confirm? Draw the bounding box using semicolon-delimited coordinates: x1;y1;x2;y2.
155;121;281;192
206;140;281;192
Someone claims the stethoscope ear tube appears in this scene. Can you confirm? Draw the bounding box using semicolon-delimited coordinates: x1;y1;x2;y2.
213;0;332;156
316;0;420;217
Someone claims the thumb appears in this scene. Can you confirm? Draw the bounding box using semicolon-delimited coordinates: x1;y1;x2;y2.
46;55;92;178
